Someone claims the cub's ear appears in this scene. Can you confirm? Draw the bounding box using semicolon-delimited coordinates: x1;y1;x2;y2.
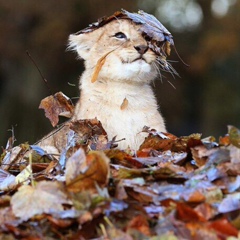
68;29;102;60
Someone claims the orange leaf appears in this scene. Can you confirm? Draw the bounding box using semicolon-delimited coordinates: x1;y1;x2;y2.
176;202;206;222
181;189;205;203
66;151;110;192
91;55;106;83
120;98;128;110
208;218;238;237
127;215;151;236
219;135;230;146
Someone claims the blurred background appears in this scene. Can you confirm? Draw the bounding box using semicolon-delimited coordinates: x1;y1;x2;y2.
0;0;239;148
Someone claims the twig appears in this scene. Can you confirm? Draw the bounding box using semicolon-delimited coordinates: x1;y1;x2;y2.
26;50;53;95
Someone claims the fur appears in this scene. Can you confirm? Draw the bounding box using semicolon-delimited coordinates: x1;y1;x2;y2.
69;19;166;149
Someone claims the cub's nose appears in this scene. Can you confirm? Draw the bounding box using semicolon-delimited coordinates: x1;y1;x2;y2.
134;45;149;55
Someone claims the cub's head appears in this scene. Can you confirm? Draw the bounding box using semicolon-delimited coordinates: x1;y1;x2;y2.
69;10;174;84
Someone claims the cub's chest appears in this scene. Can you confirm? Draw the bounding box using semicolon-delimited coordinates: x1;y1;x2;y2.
83;82;155;112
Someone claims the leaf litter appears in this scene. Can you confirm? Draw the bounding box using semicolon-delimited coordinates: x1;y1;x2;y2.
1;95;240;239
1;9;240;239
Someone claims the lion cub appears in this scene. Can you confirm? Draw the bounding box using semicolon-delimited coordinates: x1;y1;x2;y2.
69;19;166;150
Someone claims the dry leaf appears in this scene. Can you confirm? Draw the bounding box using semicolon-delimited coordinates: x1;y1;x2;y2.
91;54;106;83
228;125;240;148
176;202;206;222
120;97;128;110
181;189;205;203
91;48;117;83
66;151;110;192
15;165;32;184
218;193;240;213
11;181;71;221
39;92;74;127
127;214;151;236
208;218;238;237
76;9;173;59
0;169;16;191
1;146;23;171
65;148;87;184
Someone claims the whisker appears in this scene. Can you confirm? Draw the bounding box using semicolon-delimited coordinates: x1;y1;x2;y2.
167;59;179;63
167;80;176;89
153;62;162;83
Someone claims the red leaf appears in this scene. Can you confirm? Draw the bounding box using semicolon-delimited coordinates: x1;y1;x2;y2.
208;218;238;237
176;202;206;222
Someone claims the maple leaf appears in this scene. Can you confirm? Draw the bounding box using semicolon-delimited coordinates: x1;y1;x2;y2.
11;181;71;221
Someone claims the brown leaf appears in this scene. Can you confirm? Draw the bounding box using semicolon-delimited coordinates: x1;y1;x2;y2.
176;202;206;222
0;206;21;231
191;145;215;167
47;215;73;228
39;92;74;127
120;97;128;110
72;9;175;74
66;151;110;192
127;214;151;236
171;133;203;152
65;148;87;184
105;149;144;168
139;135;174;151
69;119;107;142
1;146;24;171
208;218;238;237
91;54;106;83
91;49;117;83
181;189;205;203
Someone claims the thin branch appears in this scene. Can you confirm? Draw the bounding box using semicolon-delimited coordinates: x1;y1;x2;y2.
26;50;53;95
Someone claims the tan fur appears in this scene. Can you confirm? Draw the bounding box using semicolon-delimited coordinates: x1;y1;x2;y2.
69;19;166;149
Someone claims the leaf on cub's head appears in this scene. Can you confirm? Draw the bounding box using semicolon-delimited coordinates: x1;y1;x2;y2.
72;9;173;59
121;9;173;57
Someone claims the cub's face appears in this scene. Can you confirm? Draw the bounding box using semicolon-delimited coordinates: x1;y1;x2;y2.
69;19;158;83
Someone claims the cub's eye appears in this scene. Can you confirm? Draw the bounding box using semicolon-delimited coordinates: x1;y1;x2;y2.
114;32;127;39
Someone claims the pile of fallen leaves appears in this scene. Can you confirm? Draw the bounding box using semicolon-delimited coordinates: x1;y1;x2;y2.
0;92;240;239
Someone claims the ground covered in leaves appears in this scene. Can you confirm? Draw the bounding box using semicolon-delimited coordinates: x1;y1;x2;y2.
1;93;240;239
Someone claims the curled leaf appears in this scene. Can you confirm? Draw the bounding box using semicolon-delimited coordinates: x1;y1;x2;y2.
39;92;74;127
91;54;107;83
66;151;110;192
71;9;174;74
